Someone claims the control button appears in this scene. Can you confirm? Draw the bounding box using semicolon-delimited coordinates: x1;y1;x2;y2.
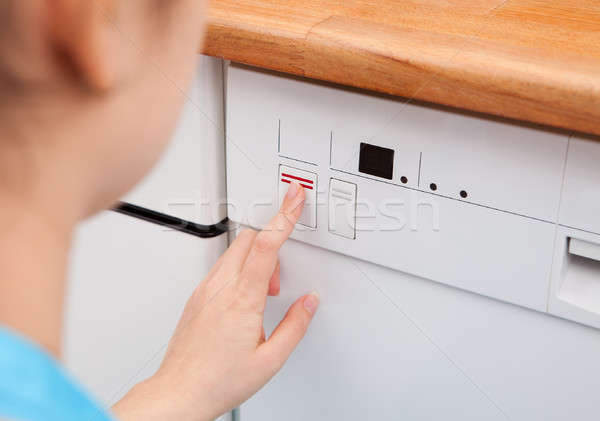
279;165;317;228
328;178;357;239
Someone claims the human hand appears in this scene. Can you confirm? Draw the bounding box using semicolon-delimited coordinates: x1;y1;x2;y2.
113;182;319;421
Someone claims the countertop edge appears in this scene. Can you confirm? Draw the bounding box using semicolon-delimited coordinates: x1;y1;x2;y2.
202;18;600;137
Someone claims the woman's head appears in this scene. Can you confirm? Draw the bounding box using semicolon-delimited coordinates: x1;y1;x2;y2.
0;0;206;219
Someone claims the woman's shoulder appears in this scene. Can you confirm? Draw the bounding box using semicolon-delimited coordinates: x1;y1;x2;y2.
0;327;115;421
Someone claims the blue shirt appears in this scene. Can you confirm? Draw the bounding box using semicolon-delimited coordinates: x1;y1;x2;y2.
0;327;115;421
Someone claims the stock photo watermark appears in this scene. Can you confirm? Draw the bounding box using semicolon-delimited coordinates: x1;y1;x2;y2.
157;189;441;234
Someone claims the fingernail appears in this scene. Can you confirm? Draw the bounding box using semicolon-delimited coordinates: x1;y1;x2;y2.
286;181;300;199
303;292;319;315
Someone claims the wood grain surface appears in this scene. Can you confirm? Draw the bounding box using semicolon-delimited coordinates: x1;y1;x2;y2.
202;0;600;136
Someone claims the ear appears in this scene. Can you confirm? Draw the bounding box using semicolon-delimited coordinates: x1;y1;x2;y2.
47;0;117;92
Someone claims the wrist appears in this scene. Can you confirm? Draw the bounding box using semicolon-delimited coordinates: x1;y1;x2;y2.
111;377;163;421
112;374;212;421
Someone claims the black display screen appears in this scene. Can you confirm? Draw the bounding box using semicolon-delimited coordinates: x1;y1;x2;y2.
358;142;394;180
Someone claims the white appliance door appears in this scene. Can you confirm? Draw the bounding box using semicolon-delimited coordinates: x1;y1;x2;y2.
241;236;600;421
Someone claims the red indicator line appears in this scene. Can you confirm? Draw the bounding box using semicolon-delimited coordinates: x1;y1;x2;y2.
281;173;314;184
281;179;313;190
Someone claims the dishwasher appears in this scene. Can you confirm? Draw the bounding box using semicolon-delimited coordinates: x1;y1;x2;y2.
225;62;600;421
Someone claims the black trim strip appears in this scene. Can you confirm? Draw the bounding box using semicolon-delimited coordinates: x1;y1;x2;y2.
112;202;229;238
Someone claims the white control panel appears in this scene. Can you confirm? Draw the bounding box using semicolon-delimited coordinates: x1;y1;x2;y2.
226;63;600;328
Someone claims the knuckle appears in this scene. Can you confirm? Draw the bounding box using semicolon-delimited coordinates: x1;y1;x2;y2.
254;232;273;253
277;211;295;230
230;279;263;308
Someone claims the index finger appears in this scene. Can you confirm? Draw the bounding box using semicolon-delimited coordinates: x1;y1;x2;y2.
236;181;306;308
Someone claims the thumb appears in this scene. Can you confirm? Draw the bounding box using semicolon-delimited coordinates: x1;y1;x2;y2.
256;293;319;374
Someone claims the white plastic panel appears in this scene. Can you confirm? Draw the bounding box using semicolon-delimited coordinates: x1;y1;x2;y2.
65;211;228;415
125;55;226;225
242;237;600;421
228;64;569;224
227;64;560;312
279;117;323;165
229;161;555;311
416;114;568;216
559;135;600;234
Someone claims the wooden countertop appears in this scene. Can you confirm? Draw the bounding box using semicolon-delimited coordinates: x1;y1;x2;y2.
202;0;600;136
